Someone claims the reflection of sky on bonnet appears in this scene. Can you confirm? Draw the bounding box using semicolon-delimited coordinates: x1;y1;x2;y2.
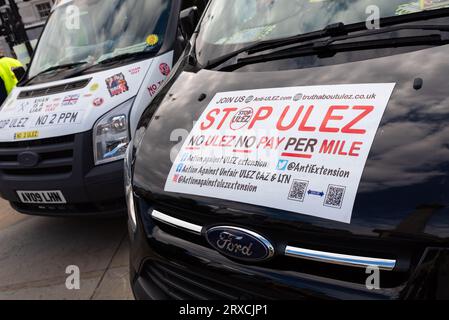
137;45;449;195
134;43;449;236
359;47;449;192
134;72;201;190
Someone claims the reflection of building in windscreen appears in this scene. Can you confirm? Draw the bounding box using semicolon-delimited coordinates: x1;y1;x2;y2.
26;0;172;80
396;0;449;14
0;0;49;60
215;0;449;45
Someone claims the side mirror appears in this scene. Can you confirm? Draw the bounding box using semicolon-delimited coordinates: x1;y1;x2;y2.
12;66;26;82
180;6;199;39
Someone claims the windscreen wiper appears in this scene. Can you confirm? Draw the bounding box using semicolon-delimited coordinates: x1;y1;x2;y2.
25;61;88;84
259;23;449;53
237;9;449;57
204;23;350;69
204;7;449;70
208;24;449;71
221;34;447;72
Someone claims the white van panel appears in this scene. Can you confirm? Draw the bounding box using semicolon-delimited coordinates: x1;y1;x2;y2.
0;51;173;142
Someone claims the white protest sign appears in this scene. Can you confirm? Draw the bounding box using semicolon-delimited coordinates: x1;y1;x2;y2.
165;84;395;224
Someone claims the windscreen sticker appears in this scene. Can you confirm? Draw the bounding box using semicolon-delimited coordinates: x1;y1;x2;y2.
421;0;449;9
14;130;39;140
147;80;165;98
159;63;171;76
93;97;105;107
165;83;396;224
0;56;159;142
128;67;141;75
146;34;159;47
34;111;84;127
395;0;449;14
105;73;129;97
61;94;80;106
44;101;60;113
1;97;16;112
90;83;100;92
0;117;29;130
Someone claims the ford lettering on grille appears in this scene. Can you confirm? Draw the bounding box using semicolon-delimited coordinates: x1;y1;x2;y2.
206;226;275;262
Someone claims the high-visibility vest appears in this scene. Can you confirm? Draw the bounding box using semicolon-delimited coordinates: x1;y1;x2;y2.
0;57;23;94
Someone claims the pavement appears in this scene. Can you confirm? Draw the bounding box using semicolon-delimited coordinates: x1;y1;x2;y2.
0;198;134;300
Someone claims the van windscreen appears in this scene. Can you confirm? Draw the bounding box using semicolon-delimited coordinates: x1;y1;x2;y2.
28;0;172;79
196;0;449;65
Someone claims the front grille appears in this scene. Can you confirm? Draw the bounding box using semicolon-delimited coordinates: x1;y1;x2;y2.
17;78;91;99
148;209;410;290
143;261;267;300
0;134;74;148
0;134;75;178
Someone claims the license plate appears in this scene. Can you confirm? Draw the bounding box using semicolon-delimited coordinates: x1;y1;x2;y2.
17;191;67;204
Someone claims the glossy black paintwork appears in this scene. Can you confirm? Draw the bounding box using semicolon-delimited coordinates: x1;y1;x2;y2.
131;31;449;299
135;44;449;232
129;210;449;299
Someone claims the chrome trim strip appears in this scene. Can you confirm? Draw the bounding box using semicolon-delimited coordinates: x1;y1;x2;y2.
285;246;396;271
149;211;396;270
151;210;203;234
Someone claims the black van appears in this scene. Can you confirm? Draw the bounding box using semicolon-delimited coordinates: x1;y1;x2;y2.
127;0;449;299
0;0;207;217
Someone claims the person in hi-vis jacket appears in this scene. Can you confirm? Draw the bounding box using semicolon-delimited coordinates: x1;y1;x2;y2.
0;54;23;105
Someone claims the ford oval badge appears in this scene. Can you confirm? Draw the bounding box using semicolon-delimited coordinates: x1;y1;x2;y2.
206;226;275;262
17;151;40;168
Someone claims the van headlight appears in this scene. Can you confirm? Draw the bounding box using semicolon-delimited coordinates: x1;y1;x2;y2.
93;98;134;165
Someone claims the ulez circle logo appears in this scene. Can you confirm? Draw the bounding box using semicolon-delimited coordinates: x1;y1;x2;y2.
230;107;254;130
245;95;254;103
